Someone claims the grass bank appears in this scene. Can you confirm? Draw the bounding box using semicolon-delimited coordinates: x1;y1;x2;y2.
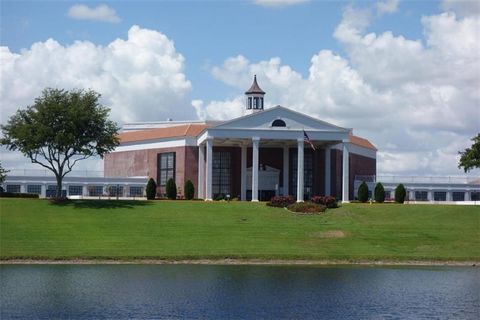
0;199;478;262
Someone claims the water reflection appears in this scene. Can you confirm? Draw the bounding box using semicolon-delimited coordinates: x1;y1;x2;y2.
1;265;479;319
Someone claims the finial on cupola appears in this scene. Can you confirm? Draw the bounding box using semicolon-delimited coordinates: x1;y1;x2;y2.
245;75;265;114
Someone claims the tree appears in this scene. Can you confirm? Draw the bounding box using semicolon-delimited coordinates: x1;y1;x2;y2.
395;184;406;204
458;134;480;172
374;182;385;203
0;161;8;184
166;178;177;200
184;180;194;200
357;181;369;203
1;88;119;198
146;178;157;200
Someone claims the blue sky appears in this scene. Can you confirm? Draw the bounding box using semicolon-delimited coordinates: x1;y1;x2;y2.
1;0;479;175
2;0;440;102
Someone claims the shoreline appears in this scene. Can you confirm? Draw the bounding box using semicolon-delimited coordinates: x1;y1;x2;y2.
0;258;477;267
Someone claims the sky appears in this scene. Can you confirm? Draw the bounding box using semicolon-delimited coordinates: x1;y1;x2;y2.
1;0;479;176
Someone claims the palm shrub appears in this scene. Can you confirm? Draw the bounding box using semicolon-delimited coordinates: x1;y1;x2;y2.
184;180;194;200
374;182;385;203
146;178;157;200
395;184;406;203
166;178;177;200
357;181;369;203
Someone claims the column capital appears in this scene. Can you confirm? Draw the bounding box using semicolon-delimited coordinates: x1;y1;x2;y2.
342;139;350;143
297;137;304;143
252;136;260;142
206;136;214;141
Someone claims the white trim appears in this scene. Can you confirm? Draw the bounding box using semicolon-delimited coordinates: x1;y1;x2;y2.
332;142;376;160
113;137;197;152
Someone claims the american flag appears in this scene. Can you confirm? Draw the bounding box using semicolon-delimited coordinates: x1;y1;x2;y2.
303;130;316;151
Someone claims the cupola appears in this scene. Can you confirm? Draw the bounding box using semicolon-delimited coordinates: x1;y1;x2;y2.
245;75;265;114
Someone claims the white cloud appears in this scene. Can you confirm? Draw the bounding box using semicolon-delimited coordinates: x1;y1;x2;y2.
253;0;310;8
442;0;480;18
0;25;191;125
376;0;399;15
68;4;121;23
194;8;480;176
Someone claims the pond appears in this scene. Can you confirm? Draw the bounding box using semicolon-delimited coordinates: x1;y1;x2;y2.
1;264;478;319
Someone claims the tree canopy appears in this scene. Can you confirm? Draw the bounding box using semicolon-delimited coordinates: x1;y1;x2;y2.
0;161;8;185
1;88;119;197
458;134;480;173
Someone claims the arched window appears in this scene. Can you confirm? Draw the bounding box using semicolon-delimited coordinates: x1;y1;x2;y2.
271;119;286;127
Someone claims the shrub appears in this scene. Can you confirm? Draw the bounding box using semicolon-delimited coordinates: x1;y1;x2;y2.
357;181;369;203
146;178;157;200
184;180;194;200
267;195;295;208
166;178;177;200
0;192;39;199
287;202;326;214
374;182;385;203
395;184;406;204
215;193;225;201
49;197;70;204
311;195;338;208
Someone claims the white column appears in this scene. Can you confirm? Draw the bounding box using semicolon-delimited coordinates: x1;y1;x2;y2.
20;184;26;193
198;144;205;199
82;185;88;198
296;138;304;202
427;190;433;202
283;145;289;196
41;184;47;198
342;141;350;203
390;190;395;200
251;137;260;202
241;144;247;201
464;191;470;201
324;146;331;196
446;190;452;202
409;190;415;201
205;137;213;201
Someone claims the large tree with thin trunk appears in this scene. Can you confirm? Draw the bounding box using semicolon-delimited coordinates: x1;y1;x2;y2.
458;134;480;173
1;88;119;197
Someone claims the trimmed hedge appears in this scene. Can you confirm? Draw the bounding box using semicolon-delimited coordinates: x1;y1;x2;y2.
0;192;39;199
267;195;295;208
184;180;194;200
374;182;385;203
395;184;407;204
166;178;177;200
311;195;338;208
287;202;326;214
357;181;369;203
146;178;157;200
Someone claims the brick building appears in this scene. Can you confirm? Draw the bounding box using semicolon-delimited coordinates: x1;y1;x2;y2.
104;76;377;202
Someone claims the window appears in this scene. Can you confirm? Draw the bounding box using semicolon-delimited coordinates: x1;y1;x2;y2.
254;97;259;109
69;185;83;196
130;186;144;197
434;191;446;201
415;191;428;201
260;97;264;109
290;152;314;200
271;119;286;127
108;185;124;197
89;186;104;196
247;97;252;109
452;192;464;201
27;185;42;194
212;151;231;198
6;185;20;193
157;153;175;186
471;192;480;201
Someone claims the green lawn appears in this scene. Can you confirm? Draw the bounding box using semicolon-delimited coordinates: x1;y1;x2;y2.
0;198;479;261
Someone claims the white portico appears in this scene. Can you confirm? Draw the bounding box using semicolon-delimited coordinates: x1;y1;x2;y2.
196;82;353;202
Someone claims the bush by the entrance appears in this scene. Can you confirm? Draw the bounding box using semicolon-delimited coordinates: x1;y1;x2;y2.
146;178;157;200
311;195;338;208
395;184;406;204
0;192;39;199
166;178;177;200
287;202;326;214
267;195;295;208
357;181;369;203
374;182;385;203
184;180;194;200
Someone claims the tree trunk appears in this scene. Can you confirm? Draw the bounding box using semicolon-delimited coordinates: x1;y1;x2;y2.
55;175;63;198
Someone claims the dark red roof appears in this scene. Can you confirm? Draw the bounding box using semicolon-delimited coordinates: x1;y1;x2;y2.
245;75;265;95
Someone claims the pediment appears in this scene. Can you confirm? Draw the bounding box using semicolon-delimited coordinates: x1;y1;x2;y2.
211;106;348;132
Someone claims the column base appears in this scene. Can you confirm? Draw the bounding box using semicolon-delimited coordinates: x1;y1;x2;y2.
251;199;259;202
204;198;213;202
342;200;350;203
296;199;304;203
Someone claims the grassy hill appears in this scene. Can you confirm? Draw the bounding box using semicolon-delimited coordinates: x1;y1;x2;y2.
0;198;478;262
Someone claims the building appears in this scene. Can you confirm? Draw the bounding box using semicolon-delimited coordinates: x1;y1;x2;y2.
104;76;377;202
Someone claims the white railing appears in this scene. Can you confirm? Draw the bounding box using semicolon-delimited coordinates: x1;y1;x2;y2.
6;169;104;178
355;175;480;185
